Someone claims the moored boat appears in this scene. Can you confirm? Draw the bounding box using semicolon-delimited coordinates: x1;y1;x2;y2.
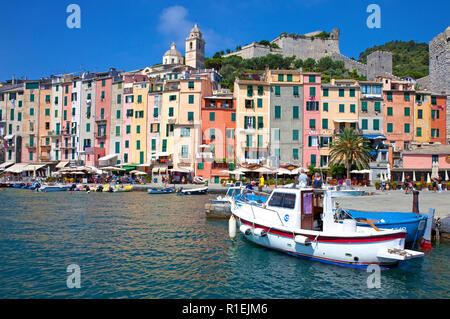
177;186;208;195
147;187;176;194
38;184;72;192
230;188;424;269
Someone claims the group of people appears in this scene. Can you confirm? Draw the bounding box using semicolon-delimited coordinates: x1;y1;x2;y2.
243;169;324;192
403;175;444;194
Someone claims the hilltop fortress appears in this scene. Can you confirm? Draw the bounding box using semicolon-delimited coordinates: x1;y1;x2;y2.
223;28;394;80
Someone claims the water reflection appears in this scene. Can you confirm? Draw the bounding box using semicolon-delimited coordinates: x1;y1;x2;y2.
0;188;448;298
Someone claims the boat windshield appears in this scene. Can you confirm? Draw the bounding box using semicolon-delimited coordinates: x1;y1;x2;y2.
226;188;241;197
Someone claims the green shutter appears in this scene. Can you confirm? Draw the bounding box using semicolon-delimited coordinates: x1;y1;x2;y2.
373;119;379;130
374;102;381;112
350;89;355;97
188;95;194;104
323;88;329;97
416;127;422;137
209;112;215;121
339;104;344;113
362;119;368;130
322;118;328;129
278;74;284;82
275;86;280;96
361;101;367;112
387;107;393;116
293;106;299;119
323;102;328;112
339;89;344;97
350;104;355;113
293;86;299;96
387;123;393;133
404;107;410;116
275;105;281;119
404;123;410;133
257;98;263;108
310;87;316;97
286;74;293;82
231;113;236;122
309;119;315;128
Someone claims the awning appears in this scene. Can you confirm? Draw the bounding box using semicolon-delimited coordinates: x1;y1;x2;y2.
4;163;29;173
159;167;167;174
333;119;359;123
152;167;160;174
4;135;14;140
23;164;46;171
254;167;273;173
56;161;69;168
363;134;386;140
170;168;193;173
155;152;173;157
0;162;14;169
99;154;118;161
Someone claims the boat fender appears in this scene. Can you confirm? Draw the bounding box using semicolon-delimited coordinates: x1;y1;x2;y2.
294;235;311;245
253;228;267;237
239;225;252;236
229;215;237;240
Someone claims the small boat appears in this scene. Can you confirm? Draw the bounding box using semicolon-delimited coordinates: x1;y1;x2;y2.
112;185;133;192
38;184;72;192
147;187;176;194
343;209;427;244
177;186;208;195
230;188;424;269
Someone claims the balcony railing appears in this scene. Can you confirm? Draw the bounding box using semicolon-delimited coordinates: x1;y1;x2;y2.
94;132;107;139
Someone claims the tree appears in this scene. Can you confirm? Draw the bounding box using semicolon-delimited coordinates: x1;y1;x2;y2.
329;128;372;179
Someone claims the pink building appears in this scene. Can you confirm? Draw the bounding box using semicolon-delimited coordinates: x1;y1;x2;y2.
302;73;321;168
392;145;450;183
94;76;113;164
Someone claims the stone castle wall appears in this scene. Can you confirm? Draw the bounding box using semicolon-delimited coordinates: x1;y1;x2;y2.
366;51;393;81
429;26;450;142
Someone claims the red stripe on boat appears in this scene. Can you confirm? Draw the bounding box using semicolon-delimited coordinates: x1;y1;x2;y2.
238;217;406;243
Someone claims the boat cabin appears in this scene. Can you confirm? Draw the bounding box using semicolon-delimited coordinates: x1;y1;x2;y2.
264;188;324;231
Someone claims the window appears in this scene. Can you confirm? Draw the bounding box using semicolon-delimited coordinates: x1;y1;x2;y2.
257;135;263;148
374;102;381;112
310;154;316;167
309;119;316;129
416;127;422;137
17;112;21;121
197;162;204;170
247;85;253;97
126;125;131;134
274;86;280;96
125;140;129;148
309;87;316;97
257;86;264;95
115;142;120;154
86;123;90;132
136;140;141;150
387;123;393;133
169;95;177;101
350;104;355;113
404;123;410;133
274;129;280;141
387;92;392;101
169;107;174;117
188;81;194;89
231;113;236;122
151;139;156;151
181;145;189;158
209;128;215;139
323;102;328;112
361;101;367;112
45;108;50;116
268;192;296;209
246;135;252;147
339;104;345;113
373;119;379;131
257;117;264;129
180;127;190;137
117;94;121;104
102;79;105;87
339;88;344;97
275;105;281;119
432;155;438;163
188;112;194;121
293;106;299;119
431;96;437;105
136;125;141;134
349;88;355;97
387;107;393;116
188;95;194;104
293;129;299;141
418;109;423;119
322;118;328;129
209;112;215;121
404;92;410;101
361;119;368;130
293;86;299;96
404;107;410;116
309;75;316;83
323;88;329;97
116;126;120;136
162;140;167;152
293;149;299;160
257;98;263;108
306;101;319;111
101;91;105;100
278;74;284;82
64;96;67;106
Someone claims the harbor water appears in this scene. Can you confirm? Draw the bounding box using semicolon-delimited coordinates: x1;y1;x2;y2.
0;188;448;299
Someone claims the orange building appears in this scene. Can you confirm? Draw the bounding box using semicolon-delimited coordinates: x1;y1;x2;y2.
38;82;52;162
430;93;447;144
196;93;236;183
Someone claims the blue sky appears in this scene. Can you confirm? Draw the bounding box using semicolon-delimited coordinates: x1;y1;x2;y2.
0;0;448;81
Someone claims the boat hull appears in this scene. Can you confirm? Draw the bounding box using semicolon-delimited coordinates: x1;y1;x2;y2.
345;210;427;244
234;216;406;269
38;185;71;192
147;187;175;194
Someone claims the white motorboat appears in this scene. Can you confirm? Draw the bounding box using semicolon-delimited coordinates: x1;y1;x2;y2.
37;184;72;192
229;188;424;269
177;186;208;195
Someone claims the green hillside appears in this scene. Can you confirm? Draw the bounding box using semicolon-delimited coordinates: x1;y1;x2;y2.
358;40;429;79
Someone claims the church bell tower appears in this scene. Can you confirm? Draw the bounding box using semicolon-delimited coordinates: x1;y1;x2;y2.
185;24;205;70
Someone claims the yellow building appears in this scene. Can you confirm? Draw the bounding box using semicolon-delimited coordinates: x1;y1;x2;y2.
131;81;149;164
320;79;360;167
234;78;270;165
414;91;432;143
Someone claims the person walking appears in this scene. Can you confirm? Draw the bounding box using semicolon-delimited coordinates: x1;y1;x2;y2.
298;169;308;188
259;175;264;192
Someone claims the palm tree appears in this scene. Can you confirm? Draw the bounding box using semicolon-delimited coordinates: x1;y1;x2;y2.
329;128;372;179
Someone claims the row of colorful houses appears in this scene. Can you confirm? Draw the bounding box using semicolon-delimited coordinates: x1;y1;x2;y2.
0;67;448;182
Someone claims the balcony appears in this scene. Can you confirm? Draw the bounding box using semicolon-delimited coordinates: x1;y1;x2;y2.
39;154;50;161
45;130;61;137
94;132;107;139
25;143;37;149
196;152;213;160
95;116;107;123
40;143;51;148
167;116;177;124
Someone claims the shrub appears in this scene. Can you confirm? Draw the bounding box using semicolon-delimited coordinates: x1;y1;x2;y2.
390;181;398;189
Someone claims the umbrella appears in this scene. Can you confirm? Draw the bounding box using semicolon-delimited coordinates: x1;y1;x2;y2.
219;170;234;174
446;170;449;181
276;168;293;175
102;166;125;172
387;163;391;181
351;170;361;173
402;172;405;183
412;171;416;182
431;162;439;179
130;170;147;175
427;173;431;184
254;167;273;174
230;169;245;175
359;169;371;174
